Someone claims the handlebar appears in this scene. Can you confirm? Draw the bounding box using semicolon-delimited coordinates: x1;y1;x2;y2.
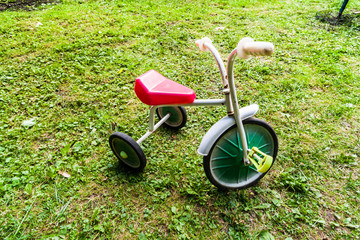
194;36;274;87
195;37;228;87
236;37;274;59
195;37;212;52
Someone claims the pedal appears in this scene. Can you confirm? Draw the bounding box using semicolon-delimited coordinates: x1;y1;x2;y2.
247;147;273;173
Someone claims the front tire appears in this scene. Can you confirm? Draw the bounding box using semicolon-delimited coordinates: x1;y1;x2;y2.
203;118;278;190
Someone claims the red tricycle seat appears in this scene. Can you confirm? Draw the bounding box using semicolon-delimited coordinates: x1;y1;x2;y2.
134;70;196;106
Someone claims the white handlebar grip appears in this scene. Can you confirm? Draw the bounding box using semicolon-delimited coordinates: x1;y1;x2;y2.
195;37;212;52
237;37;274;59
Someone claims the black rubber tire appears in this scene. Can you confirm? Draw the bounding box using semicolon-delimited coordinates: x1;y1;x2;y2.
109;132;147;172
203;118;278;190
156;106;187;130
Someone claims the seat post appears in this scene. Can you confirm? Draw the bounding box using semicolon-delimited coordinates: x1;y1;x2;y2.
149;106;157;132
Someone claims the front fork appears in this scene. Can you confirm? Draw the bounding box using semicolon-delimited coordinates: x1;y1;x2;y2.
224;88;250;165
226;85;273;171
227;86;273;170
225;84;250;166
231;95;251;165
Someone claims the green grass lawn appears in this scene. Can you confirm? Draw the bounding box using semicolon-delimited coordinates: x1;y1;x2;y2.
0;0;359;239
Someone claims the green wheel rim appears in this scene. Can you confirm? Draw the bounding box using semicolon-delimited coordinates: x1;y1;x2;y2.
158;107;183;127
111;137;141;168
209;123;275;188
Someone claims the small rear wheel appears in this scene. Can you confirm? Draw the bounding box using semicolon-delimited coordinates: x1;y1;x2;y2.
203;118;278;190
156;106;187;130
109;132;147;172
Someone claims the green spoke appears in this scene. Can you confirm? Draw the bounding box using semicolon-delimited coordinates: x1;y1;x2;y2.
216;145;237;157
254;134;265;145
224;137;239;148
212;155;234;161
249;166;258;172
257;143;271;151
216;167;232;181
247;128;258;145
212;164;233;170
236;132;242;150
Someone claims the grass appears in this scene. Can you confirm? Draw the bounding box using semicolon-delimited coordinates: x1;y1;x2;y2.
0;0;359;239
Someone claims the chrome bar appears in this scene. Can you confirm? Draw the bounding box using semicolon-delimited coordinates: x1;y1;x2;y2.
203;41;233;114
148;99;225;132
190;99;226;106
152;99;226;108
149;106;157;131
204;42;228;88
223;88;234;115
137;112;171;144
227;49;250;165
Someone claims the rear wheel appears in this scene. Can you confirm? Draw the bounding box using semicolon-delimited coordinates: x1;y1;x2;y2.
109;132;147;172
203;118;278;190
156;106;187;130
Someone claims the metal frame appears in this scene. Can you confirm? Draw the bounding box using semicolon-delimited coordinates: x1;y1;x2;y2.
136;99;226;144
136;41;251;165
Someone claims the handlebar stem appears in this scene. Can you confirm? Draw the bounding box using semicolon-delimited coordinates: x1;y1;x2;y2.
227;49;250;165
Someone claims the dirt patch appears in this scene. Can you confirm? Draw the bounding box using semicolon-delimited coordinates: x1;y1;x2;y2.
0;0;58;11
315;10;360;27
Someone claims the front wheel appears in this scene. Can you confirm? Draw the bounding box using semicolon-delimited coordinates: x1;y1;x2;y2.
203;118;278;190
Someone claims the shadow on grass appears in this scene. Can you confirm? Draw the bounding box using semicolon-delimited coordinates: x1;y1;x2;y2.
0;0;59;11
315;10;360;29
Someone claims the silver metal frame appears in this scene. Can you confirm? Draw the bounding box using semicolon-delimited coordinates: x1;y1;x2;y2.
136;41;251;164
136;99;226;144
227;49;250;164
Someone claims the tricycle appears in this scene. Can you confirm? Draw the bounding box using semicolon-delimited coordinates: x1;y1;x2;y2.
109;37;278;190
